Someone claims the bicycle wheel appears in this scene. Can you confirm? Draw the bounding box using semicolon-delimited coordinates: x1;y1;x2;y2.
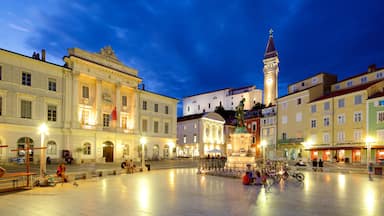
295;173;305;182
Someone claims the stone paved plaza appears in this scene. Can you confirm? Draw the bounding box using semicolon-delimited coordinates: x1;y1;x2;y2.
0;168;383;216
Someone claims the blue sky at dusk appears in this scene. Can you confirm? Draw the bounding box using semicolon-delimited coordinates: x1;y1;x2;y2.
1;0;384;116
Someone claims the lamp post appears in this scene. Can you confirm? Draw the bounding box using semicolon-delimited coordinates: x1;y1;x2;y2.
39;123;48;178
365;136;375;169
140;137;147;171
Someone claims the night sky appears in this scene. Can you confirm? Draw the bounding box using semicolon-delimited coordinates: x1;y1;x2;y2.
1;0;384;116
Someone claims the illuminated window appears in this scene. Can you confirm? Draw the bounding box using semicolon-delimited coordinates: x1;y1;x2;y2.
81;110;90;125
142;119;148;132
21;100;32;119
183;135;187;144
47;141;57;155
83;142;91;155
47;105;57;122
193;134;197;143
103;114;110;127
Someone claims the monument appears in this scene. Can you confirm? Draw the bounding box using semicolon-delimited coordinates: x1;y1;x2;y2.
226;99;256;169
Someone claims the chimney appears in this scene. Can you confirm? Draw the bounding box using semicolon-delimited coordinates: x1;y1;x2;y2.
41;49;46;61
368;64;376;73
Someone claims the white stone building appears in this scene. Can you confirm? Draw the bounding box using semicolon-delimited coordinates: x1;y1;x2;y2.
0;46;178;164
182;85;262;116
177;112;225;157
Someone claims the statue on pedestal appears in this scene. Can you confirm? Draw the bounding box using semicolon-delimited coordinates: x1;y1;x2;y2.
235;98;247;133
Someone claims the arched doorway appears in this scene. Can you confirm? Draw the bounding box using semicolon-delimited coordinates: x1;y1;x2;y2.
17;137;34;162
163;145;169;159
103;141;114;162
153;145;159;160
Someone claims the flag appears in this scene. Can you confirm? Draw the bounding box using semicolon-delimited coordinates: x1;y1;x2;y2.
110;106;117;121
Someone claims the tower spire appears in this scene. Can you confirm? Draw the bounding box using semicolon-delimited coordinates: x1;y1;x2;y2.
264;28;278;59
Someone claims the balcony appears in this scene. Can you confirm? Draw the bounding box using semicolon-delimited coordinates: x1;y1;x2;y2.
278;138;304;144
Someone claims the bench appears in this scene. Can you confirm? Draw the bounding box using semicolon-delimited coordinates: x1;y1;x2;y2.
0;172;36;192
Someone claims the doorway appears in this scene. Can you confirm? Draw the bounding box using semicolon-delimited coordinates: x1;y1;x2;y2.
103;141;114;162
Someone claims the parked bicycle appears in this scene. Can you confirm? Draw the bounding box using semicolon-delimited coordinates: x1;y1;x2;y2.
279;166;305;182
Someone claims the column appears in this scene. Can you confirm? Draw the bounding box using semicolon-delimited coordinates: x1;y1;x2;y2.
96;79;102;129
71;72;80;128
115;82;121;129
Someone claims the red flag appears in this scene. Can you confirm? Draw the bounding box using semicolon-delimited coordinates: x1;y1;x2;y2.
110;106;117;121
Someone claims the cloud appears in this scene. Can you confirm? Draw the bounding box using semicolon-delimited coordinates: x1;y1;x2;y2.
8;23;30;32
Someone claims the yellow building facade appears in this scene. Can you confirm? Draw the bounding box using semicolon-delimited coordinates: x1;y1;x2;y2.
0;46;177;164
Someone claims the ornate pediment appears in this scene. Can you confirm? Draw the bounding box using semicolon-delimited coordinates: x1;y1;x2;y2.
99;46;119;61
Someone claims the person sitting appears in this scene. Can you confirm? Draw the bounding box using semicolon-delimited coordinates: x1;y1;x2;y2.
56;163;68;182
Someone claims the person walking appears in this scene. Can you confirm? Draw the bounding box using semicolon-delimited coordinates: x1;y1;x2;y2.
318;159;324;172
312;158;318;172
56;163;68;183
368;162;374;181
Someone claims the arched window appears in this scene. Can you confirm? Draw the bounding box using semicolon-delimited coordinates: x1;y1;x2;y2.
47;141;57;155
17;137;34;161
83;142;91;155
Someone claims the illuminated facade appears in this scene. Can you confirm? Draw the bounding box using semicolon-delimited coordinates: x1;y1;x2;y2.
177;112;225;157
263;29;279;106
307;65;384;163
0;47;177;164
183;86;262;116
277;73;337;160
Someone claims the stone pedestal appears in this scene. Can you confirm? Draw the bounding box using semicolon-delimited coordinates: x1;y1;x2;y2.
225;156;257;169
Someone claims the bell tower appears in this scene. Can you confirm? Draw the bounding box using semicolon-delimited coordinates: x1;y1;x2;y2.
263;29;279;106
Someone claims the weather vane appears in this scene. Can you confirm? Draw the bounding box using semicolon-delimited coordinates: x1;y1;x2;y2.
269;28;274;36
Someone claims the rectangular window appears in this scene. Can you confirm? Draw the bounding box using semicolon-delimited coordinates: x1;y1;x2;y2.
354;112;362;122
154;121;159;133
21;100;32;119
121;115;127;129
338;99;345;108
22;72;31;86
48;78;56;91
323;133;330;144
335;85;340;90
347;81;353;87
297;98;302;105
376;72;383;79
142;119;148;132
82;86;89;98
324;102;330;111
323;117;330;127
47;105;57;122
81;110;89;125
165;105;169;114
311;120;316;128
337;114;345;124
252;122;256;132
193;134;197;143
122;96;127;106
183;135;187;144
311;104;317;113
377;111;384;123
142;101;147;110
154;104;158;112
296;112;302;122
282;115;287;124
164;122;169;134
282;133;287;140
354;130;362;142
337;131;345;142
354;95;362;105
103;114;110;127
361;77;367;83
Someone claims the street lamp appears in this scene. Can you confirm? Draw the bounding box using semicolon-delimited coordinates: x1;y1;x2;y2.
140;137;147;171
39;123;48;178
365;136;375;167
